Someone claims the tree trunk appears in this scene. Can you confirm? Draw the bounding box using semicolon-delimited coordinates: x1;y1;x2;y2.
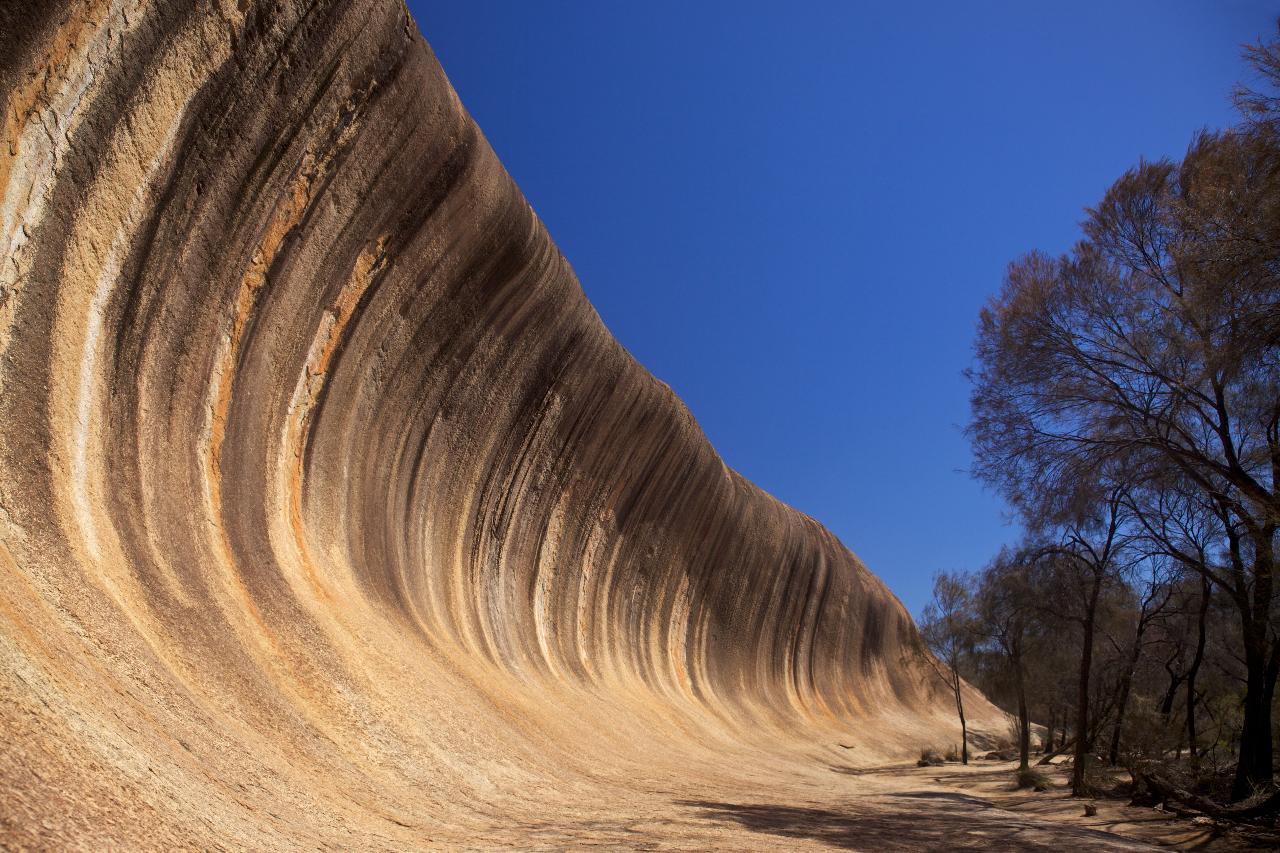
1015;657;1030;771
1231;536;1276;802
953;670;969;764
1107;686;1130;767
1158;672;1183;721
1108;617;1148;766
1232;624;1277;800
1186;576;1210;760
1073;578;1101;797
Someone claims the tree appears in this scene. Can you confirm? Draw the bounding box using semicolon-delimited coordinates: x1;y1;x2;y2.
921;571;976;764
1129;475;1223;761
1103;554;1174;768
1235;19;1280;134
974;548;1037;771
967;116;1280;799
1031;488;1134;796
1153;571;1212;760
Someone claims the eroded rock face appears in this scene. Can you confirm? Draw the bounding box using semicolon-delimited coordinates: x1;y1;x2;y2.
0;1;998;847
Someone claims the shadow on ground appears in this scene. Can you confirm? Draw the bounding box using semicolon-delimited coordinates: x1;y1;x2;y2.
675;796;1152;852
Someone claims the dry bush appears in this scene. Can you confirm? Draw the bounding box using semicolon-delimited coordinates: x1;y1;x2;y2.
1116;704;1178;765
1003;717;1023;752
1016;766;1050;791
1074;755;1121;797
918;747;945;767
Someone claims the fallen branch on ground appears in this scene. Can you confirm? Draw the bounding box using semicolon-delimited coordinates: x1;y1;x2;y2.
1037;738;1075;766
1133;769;1280;825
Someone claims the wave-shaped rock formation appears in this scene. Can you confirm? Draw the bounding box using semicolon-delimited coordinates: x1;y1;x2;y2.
1;1;1002;847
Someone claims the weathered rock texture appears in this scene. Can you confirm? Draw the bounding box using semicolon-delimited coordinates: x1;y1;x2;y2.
0;1;1001;848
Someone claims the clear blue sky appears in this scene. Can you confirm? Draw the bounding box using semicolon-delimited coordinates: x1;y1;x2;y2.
409;2;1276;618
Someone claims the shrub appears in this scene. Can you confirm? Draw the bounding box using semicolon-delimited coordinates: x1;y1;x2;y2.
944;744;961;762
1004;717;1023;752
917;747;944;767
1016;766;1049;791
1076;754;1119;797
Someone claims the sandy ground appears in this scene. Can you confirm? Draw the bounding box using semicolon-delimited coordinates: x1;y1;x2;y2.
634;758;1247;853
403;756;1256;851
485;756;1262;852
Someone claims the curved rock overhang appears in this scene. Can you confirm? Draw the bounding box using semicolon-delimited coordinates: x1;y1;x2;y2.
0;1;999;846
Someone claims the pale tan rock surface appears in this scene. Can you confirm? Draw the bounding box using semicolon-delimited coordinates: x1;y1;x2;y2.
0;2;1152;849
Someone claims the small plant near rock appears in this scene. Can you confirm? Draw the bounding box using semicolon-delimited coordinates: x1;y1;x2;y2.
944;744;961;763
917;747;944;767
